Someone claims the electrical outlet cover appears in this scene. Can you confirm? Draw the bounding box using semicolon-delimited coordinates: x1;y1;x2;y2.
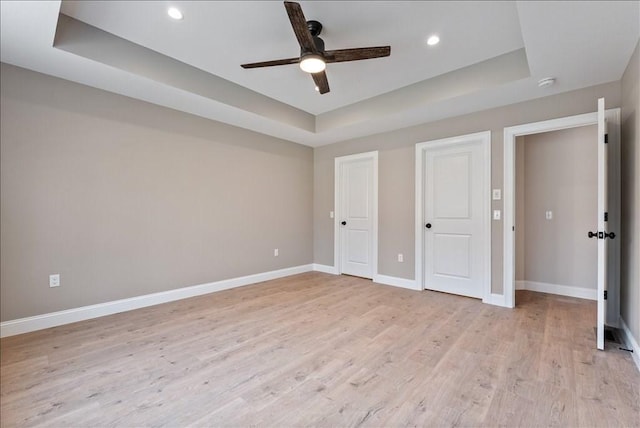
49;274;60;287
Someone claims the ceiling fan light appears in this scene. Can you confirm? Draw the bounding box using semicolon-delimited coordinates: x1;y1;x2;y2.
300;54;326;73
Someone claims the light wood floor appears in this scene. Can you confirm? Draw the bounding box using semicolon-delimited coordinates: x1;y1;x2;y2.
1;272;638;427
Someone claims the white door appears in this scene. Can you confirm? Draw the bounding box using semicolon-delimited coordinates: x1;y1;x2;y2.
336;153;377;279
421;136;488;299
596;97;608;350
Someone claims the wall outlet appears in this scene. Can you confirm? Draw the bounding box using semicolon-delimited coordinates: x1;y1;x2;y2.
546;210;553;220
329;211;334;218
492;189;502;200
493;210;501;220
274;248;279;257
49;274;60;288
398;253;404;263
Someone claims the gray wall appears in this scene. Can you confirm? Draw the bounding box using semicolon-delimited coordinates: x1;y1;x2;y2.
314;82;622;295
2;48;636;331
516;126;598;289
0;63;313;322
620;40;639;344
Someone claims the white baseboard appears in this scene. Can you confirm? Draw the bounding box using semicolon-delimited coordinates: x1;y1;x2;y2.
517;280;596;301
312;264;338;275
373;274;419;291
0;264;313;338
619;317;640;372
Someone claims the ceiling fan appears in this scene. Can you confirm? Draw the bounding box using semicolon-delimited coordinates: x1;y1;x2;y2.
241;1;391;94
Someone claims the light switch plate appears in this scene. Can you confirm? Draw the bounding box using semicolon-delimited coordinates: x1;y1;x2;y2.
493;210;501;220
546;210;553;220
492;189;502;200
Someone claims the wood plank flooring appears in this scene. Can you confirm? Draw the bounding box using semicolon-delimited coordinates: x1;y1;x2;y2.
1;272;638;427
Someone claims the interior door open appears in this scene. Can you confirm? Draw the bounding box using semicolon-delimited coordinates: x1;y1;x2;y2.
596;97;608;350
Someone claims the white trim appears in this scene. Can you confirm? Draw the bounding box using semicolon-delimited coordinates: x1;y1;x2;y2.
483;293;511;307
334;151;379;279
0;264;313;338
373;274;419;291
503;108;621;311
312;263;338;275
415;131;492;303
619;317;640;371
481;133;493;305
517;280;597;300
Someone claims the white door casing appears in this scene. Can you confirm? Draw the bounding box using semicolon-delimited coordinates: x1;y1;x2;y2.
334;151;378;279
415;131;491;301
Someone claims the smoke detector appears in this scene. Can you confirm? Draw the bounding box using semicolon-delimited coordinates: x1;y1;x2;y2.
538;77;556;88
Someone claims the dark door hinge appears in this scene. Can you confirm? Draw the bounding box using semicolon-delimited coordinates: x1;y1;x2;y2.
604;290;608;300
604;134;609;144
604;212;608;222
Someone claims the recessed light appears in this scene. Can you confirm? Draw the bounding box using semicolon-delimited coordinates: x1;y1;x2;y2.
168;7;183;20
427;35;440;46
538;77;556;88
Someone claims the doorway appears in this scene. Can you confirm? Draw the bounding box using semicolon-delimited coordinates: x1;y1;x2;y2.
503;108;621;340
515;126;598;299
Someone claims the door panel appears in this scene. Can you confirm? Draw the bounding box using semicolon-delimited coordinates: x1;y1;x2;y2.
424;141;485;299
346;165;369;219
434;153;471;218
433;234;471;278
346;230;369;265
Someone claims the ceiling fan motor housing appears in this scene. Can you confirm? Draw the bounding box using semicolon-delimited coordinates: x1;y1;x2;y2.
301;36;325;56
301;21;325;55
307;20;322;36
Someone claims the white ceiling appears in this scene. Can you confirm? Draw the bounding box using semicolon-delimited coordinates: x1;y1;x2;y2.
1;1;638;147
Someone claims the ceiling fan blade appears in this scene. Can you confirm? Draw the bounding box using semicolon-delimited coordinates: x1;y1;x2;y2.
312;71;330;94
284;1;317;53
241;57;299;69
324;46;391;63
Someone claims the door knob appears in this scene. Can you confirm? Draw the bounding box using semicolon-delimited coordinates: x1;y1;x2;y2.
341;221;347;226
588;231;598;238
425;223;432;229
605;231;616;239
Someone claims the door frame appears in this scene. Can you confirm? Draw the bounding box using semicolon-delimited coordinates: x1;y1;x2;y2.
503;109;621;314
415;131;492;302
334;151;379;277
